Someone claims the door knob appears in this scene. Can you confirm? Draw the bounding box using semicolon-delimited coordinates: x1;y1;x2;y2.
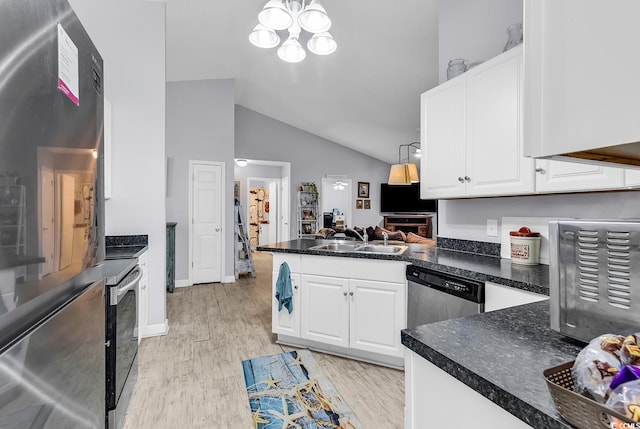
294;285;298;290
458;177;465;183
535;167;545;174
349;292;354;296
215;228;221;232
343;292;347;296
464;176;471;182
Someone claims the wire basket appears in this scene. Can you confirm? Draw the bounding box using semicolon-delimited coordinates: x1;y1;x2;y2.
543;360;636;428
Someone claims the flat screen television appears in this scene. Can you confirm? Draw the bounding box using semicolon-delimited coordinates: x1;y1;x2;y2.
380;183;437;213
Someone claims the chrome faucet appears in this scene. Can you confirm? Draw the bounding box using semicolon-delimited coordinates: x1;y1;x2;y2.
382;231;388;246
346;228;368;244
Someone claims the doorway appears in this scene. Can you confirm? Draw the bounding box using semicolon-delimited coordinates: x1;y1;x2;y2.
189;161;225;284
234;160;291;245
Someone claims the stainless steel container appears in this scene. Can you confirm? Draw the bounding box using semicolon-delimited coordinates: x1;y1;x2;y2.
549;220;640;342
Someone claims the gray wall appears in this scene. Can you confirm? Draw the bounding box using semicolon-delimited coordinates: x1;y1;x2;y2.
166;79;235;282
235;105;391;235
439;0;523;83
70;0;167;328
439;191;640;242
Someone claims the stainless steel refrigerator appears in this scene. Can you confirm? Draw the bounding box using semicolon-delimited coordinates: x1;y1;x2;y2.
0;0;105;427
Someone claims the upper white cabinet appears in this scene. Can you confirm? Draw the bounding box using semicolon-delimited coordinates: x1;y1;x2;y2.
523;0;640;159
625;169;640;188
534;159;624;193
421;46;534;199
421;78;467;199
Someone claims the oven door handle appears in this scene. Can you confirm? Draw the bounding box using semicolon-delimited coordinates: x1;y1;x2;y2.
117;268;142;299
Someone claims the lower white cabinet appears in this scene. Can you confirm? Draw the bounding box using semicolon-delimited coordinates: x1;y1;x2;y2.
300;275;350;347
299;275;406;357
484;281;548;313
270;253;407;361
349;278;405;357
625;168;640;188
271;254;302;338
137;250;148;341
405;350;532;429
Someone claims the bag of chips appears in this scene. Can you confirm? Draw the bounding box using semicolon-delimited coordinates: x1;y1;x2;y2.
571;334;624;403
606;379;640;428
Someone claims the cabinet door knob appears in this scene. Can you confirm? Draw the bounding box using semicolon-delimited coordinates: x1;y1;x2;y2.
464;176;471;182
535;167;545;174
294;285;298;290
458;177;465;183
349;291;354;296
343;291;348;296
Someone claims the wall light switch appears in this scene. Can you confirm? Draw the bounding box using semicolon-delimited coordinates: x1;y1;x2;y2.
487;219;498;237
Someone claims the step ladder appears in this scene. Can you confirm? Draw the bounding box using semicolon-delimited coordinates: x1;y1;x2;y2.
235;203;256;279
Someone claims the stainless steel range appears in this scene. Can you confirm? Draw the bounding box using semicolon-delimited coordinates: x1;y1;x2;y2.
103;259;141;429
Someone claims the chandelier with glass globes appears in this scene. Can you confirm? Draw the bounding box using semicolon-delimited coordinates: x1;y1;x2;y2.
249;0;337;63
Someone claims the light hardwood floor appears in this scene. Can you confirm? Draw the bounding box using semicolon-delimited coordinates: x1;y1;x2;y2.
123;251;404;428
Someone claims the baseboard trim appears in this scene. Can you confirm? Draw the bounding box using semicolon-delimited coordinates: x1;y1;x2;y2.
175;279;192;288
143;319;169;338
223;275;236;283
276;335;404;370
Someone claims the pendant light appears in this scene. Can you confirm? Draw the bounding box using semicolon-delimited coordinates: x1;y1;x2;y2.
278;36;306;63
388;142;421;185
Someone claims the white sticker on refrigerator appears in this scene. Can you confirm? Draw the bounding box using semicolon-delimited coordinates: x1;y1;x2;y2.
57;23;79;106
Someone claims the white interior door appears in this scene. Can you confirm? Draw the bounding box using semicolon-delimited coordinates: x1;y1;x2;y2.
40;168;55;276
280;177;290;242
59;174;75;270
191;162;223;284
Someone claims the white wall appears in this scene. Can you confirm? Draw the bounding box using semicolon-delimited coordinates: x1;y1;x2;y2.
439;0;523;83
235;105;390;235
439;191;640;242
166;79;235;282
69;0;167;329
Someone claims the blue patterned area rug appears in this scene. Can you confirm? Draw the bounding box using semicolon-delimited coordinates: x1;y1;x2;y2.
242;349;362;428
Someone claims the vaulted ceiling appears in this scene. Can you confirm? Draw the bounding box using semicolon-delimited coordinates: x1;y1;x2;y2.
165;0;440;164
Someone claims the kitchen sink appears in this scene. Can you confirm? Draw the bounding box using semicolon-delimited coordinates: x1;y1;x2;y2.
355;245;407;254
309;243;362;252
309;243;407;255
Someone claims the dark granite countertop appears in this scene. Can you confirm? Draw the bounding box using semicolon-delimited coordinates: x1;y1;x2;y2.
401;301;585;428
257;239;549;295
102;258;138;285
105;245;148;260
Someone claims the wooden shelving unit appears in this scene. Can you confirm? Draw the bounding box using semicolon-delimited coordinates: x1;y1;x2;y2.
297;189;319;238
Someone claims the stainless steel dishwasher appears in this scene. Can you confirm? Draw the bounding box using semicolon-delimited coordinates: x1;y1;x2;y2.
406;265;485;328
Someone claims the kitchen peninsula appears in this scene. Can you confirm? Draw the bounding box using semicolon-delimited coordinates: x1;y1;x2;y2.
258;238;582;427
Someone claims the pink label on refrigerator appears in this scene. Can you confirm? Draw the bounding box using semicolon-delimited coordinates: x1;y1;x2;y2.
57;23;79;106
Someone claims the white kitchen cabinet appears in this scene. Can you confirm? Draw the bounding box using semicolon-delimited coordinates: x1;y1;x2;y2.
484;281;547;313
272;254;302;337
421;45;534;199
421;77;467;199
300;274;350;348
523;0;640;160
300;274;406;357
625;169;640;188
272;271;301;337
349;278;405;357
137;250;148;341
405;350;532;429
534;159;624;193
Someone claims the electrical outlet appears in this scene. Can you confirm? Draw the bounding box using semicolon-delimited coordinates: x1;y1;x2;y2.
487;219;498;237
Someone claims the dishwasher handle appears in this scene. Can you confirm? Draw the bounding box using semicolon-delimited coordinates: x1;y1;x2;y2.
406;265;485;304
